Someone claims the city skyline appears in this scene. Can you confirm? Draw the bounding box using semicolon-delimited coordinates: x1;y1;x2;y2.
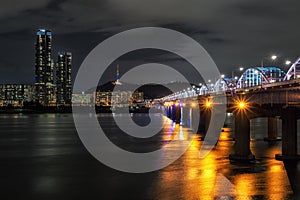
1;2;300;199
34;29;73;106
0;0;300;85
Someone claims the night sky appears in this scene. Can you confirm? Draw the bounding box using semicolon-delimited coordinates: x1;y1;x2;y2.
1;0;300;85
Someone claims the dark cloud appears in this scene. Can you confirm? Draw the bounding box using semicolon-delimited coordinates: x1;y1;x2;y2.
0;0;299;84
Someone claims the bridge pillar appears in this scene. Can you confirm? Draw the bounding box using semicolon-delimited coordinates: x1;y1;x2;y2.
181;105;189;126
190;106;198;132
229;111;255;161
276;107;300;160
175;104;181;124
264;117;281;141
198;108;211;135
171;104;176;121
166;106;171;118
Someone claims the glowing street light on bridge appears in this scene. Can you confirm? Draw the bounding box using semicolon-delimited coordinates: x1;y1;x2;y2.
233;97;250;113
221;74;225;79
285;60;291;65
205;100;213;108
238;101;246;109
271;55;277;60
261;54;277;68
239;67;244;71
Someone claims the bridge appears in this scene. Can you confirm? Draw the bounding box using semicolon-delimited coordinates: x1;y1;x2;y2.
161;57;300;161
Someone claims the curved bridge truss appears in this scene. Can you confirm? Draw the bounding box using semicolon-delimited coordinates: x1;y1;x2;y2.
284;57;300;81
236;67;285;89
162;58;300;101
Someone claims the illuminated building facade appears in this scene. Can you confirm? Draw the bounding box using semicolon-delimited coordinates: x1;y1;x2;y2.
35;29;55;106
56;52;72;105
0;84;34;106
94;91;144;106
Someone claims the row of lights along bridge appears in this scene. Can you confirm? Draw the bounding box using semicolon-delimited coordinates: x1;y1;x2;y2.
163;54;300;101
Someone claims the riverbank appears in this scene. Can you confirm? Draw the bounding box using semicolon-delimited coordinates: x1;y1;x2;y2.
0;106;150;114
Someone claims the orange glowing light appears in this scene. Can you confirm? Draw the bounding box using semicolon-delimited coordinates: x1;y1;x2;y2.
164;102;172;107
232;96;252;114
233;96;251;114
205;101;212;108
175;102;179;107
238;101;246;109
191;102;197;108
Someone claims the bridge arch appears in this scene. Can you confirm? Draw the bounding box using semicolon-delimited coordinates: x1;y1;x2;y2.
214;78;234;92
199;85;209;95
284;57;300;80
237;67;285;88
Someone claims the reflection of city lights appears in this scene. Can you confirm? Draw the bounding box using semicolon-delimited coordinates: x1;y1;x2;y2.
235;174;255;198
191;102;197;108
175;102;179;107
270;165;281;173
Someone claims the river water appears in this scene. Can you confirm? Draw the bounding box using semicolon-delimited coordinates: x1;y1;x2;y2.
0;113;299;199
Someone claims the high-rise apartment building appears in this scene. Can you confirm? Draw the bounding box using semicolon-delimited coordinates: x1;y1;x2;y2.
56;52;72;105
34;29;55;106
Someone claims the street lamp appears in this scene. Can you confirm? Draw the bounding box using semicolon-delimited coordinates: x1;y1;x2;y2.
285;60;291;65
232;66;244;79
261;55;277;68
231;66;244;90
271;55;277;60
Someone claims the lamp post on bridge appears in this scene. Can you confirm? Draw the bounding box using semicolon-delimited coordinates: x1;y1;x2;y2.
261;55;277;68
231;66;244;91
285;60;291;66
261;54;293;82
260;54;277;84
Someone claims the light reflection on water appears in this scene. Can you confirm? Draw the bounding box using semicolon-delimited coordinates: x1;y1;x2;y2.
153;114;294;200
0;113;298;199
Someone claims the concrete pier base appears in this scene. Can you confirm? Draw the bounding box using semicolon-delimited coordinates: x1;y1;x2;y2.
229;154;255;161
229;111;255;161
275;154;300;161
275;107;300;160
